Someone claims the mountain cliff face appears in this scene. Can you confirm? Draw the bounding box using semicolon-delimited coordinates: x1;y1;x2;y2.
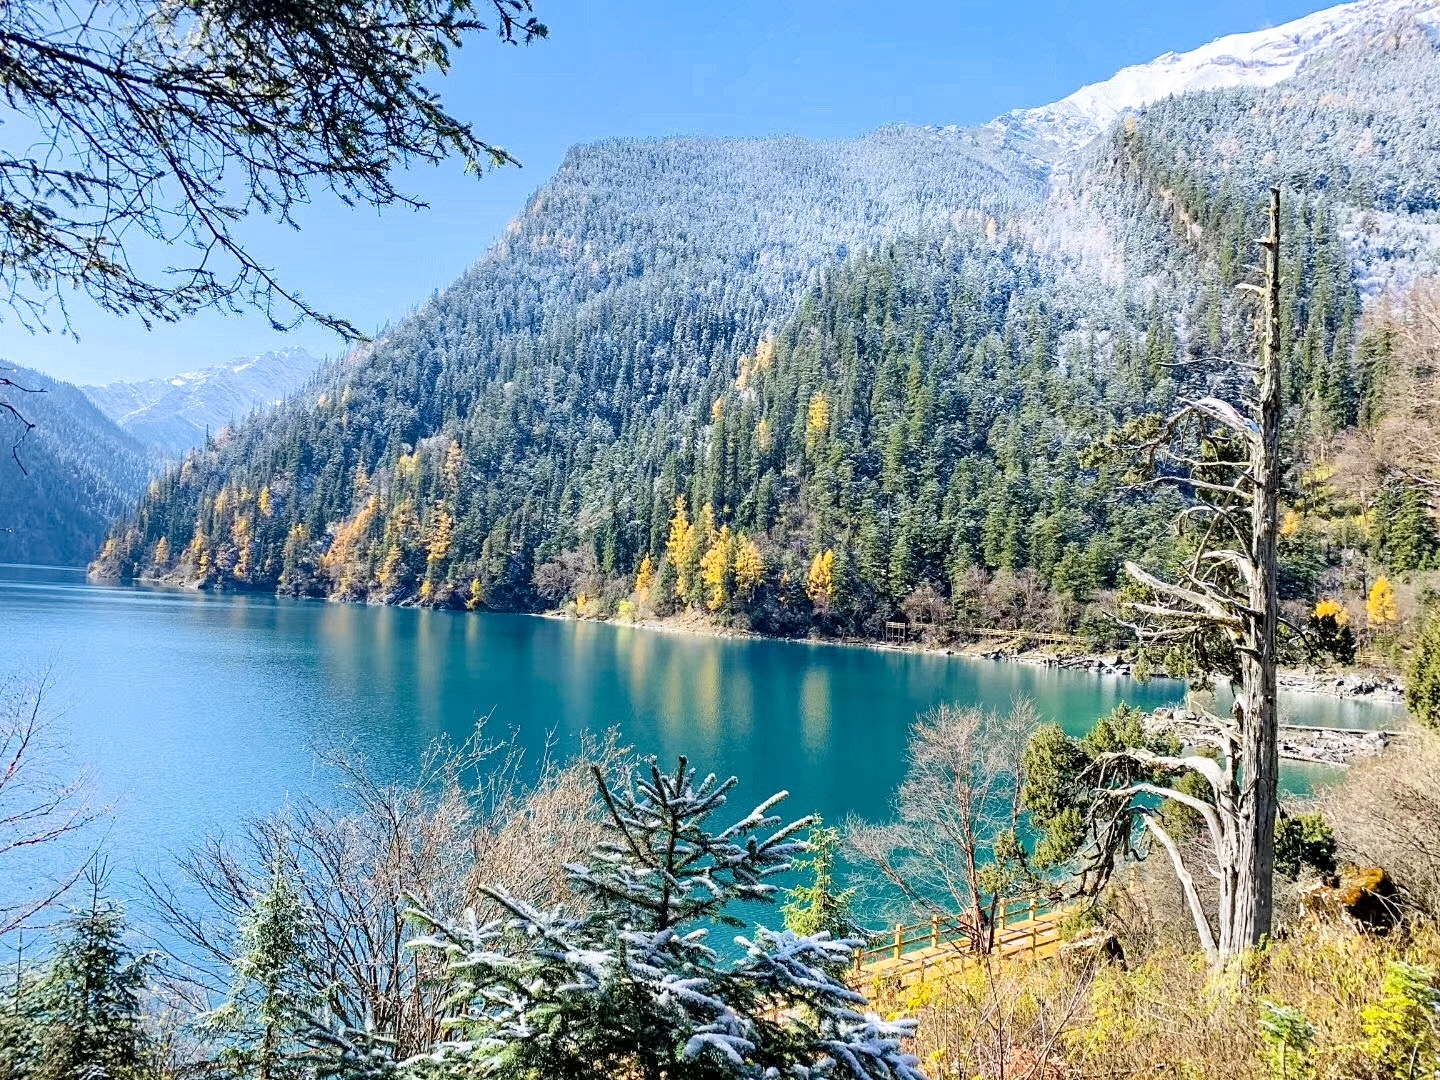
91;1;1440;638
0;367;151;565
83;347;322;458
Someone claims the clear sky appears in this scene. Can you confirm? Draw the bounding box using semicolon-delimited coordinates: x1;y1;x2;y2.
8;0;1332;385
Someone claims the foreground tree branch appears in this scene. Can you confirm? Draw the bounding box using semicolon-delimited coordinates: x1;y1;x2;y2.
0;670;101;935
1;0;547;336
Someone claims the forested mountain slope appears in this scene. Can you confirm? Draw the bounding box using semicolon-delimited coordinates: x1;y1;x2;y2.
0;367;151;565
83;347;323;458
92;2;1440;642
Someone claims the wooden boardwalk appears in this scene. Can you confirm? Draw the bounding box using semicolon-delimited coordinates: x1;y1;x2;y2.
850;898;1070;991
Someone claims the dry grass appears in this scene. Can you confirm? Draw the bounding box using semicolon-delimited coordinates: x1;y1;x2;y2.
870;921;1440;1080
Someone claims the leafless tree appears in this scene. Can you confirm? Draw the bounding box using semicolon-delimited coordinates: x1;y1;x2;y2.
1098;187;1286;966
1321;730;1440;917
145;724;623;1063
901;582;951;631
0;669;101;935
847;701;1036;947
1335;279;1440;500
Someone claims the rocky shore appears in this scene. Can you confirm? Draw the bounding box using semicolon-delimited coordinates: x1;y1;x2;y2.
1276;668;1404;704
1146;706;1400;767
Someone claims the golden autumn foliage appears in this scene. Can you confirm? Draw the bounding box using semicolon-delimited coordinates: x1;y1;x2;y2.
323;496;385;597
466;577;484;611
753;335;776;373
1368;575;1399;628
1314;598;1350;626
755;417;773;454
152;536;171;567
806;391;831;446
427;505;455;566
232;516;253;580
377;545;405;592
1280;508;1303;539
258;485;274;518
666;498;703;602
443;439;465;496
806;549;837;606
700;524;733;612
734;536;764;597
634;554;655;595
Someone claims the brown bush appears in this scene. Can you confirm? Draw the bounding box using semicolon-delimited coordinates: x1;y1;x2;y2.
1321;729;1440;916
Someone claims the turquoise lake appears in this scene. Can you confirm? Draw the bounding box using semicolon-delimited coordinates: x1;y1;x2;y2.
0;564;1402;912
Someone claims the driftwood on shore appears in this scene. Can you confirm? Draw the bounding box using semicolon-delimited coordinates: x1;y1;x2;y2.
1146;707;1399;767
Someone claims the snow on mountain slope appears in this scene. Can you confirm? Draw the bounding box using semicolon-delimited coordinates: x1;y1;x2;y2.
83;346;324;458
994;0;1440;152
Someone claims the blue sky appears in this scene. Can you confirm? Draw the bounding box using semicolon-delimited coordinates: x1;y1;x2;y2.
11;0;1331;384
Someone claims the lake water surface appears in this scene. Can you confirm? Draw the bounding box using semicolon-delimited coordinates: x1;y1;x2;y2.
0;564;1402;908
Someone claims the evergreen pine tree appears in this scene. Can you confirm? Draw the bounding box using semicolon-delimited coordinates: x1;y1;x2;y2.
406;758;923;1080
32;872;150;1080
781;824;857;940
204;857;314;1079
1406;614;1440;730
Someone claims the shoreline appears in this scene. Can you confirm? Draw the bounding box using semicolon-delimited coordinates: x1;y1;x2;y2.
82;565;1409;709
540;608;1408;707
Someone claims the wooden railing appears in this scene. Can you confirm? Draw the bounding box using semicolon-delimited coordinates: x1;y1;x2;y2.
950;626;1095;646
852;895;1064;973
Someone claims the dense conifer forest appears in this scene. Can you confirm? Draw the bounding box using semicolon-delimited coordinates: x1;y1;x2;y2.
0;367;151;565
92;15;1440;647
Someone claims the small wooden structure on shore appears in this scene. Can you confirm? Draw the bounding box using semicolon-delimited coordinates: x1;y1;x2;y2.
850;896;1070;991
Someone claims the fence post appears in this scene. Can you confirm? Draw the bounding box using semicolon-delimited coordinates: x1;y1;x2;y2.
1029;898;1038;953
930;914;940;948
853;947;861;974
894;923;903;961
997;899;1007;932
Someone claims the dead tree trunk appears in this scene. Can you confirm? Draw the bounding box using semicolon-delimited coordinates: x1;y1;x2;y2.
1226;187;1283;956
1103;187;1286;967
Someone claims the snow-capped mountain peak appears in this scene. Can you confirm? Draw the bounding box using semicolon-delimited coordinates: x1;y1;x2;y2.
995;0;1440;151
82;346;324;458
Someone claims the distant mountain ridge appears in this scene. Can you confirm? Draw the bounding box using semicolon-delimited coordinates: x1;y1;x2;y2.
993;0;1440;154
0;366;150;566
83;346;323;457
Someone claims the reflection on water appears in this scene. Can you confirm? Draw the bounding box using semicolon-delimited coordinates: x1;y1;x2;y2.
0;566;1404;906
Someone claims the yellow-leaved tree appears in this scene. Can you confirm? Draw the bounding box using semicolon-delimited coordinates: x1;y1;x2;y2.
322;494;382;595
377;545;406;593
443;439;465;498
427;505;455;567
634;554;656;596
152;535;171;568
806;549;836;609
665;498;704;604
734;536;765;599
699;525;734;612
232;515;254;581
806;391;830;449
1368;575;1399;631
